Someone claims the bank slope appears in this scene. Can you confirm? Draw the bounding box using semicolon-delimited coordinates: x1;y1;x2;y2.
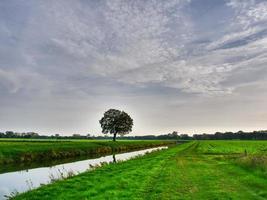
0;140;175;165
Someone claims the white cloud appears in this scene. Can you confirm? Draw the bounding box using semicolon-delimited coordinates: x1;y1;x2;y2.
1;0;267;97
227;0;267;28
206;26;263;50
0;68;51;94
1;0;267;134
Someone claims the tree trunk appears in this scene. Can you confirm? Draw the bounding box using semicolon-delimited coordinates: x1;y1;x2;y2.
113;133;117;141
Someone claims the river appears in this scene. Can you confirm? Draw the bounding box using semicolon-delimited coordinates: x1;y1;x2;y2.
0;146;167;199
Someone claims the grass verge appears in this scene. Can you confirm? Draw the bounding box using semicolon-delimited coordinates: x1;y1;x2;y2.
14;141;267;200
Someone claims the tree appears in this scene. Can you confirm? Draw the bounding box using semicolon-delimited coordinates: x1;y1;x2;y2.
99;109;133;141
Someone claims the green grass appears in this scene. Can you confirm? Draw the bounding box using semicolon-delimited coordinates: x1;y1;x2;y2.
196;140;267;177
197;140;267;154
14;140;267;200
0;139;175;164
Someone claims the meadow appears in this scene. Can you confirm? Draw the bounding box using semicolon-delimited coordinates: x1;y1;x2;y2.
0;139;175;165
13;140;267;200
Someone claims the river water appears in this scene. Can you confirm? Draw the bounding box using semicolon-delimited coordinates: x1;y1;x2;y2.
0;146;167;199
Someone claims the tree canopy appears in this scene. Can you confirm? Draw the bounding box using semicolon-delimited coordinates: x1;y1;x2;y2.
99;109;133;141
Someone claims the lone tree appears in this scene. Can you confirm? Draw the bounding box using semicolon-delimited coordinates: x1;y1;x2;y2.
99;109;133;141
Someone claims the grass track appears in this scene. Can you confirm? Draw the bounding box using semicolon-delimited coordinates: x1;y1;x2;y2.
14;141;267;200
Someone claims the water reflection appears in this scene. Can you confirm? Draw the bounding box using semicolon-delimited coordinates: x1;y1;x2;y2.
0;146;167;199
113;154;116;163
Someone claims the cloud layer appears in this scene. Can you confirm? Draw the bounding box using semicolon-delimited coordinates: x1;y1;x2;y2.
0;0;267;134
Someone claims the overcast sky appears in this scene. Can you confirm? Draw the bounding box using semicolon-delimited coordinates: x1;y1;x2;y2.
0;0;267;136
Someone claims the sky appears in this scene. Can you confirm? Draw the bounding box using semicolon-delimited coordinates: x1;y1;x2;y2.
0;0;267;136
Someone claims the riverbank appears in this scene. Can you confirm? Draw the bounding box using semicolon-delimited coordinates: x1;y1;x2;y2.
0;139;176;165
0;146;168;199
13;141;267;200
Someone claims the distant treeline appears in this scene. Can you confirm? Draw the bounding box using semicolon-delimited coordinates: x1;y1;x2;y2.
0;131;188;140
0;131;92;139
0;130;267;140
192;130;267;140
118;130;267;140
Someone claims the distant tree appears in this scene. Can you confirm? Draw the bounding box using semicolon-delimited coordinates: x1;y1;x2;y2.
72;134;82;139
99;109;133;141
5;131;15;138
171;131;179;139
180;134;190;140
28;132;39;138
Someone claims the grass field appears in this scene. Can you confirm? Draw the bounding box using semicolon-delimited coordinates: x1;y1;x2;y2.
0;139;175;165
13;140;267;200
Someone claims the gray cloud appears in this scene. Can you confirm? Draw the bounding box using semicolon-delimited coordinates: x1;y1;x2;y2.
0;0;267;135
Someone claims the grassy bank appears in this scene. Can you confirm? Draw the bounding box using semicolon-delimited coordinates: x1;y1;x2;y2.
14;140;267;200
0;139;176;165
